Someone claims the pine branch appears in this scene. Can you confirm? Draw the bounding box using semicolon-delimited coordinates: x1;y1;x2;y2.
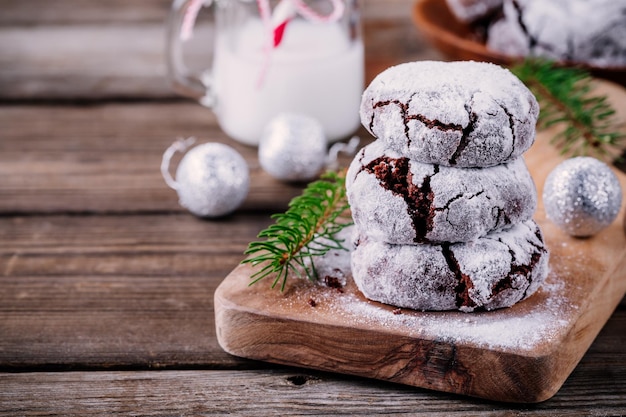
242;170;352;291
242;60;626;291
511;59;625;160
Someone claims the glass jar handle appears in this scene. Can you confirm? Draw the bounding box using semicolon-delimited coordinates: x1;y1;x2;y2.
165;0;215;106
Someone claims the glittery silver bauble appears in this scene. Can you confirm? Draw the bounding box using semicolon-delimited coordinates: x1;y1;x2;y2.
259;113;327;182
543;157;622;237
175;142;249;217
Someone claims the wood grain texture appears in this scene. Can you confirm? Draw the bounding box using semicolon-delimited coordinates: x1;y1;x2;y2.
0;368;625;416
0;213;273;370
0;103;310;214
0;25;173;100
0;21;439;100
214;95;626;403
0;0;416;25
0;1;438;101
1;0;625;413
0;0;172;25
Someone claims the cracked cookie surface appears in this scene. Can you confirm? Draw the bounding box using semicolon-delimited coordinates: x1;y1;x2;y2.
487;0;626;68
351;220;549;312
360;61;539;168
346;141;537;244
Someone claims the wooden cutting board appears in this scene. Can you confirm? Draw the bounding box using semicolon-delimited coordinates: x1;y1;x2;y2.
214;81;626;404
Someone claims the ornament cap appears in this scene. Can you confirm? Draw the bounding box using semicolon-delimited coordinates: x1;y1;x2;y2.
161;137;197;190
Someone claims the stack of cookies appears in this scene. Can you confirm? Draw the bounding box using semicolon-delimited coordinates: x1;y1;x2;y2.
346;61;550;312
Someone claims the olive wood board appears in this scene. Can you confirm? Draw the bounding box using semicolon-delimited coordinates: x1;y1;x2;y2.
215;84;626;404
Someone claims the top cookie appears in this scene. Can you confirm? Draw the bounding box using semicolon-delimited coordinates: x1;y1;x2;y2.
360;61;539;168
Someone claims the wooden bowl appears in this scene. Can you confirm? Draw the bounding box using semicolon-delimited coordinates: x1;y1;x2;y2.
412;0;626;86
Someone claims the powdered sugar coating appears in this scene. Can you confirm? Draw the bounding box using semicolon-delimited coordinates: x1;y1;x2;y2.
360;61;539;168
346;140;537;244
351;220;549;312
445;0;503;22
487;0;626;68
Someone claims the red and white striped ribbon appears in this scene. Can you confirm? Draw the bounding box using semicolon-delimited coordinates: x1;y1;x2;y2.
179;0;345;86
180;0;344;43
256;0;345;86
261;0;345;47
180;0;210;41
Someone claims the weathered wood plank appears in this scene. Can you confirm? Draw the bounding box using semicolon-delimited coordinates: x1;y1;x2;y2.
0;0;416;25
0;20;441;100
0;103;310;214
0;275;241;370
0;213;623;374
0;213;264;274
1;0;623;412
0;213;272;370
0;0;172;25
0;24;183;100
0;214;266;275
0;366;625;416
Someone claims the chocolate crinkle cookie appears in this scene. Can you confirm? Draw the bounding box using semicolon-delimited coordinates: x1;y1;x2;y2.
346;140;537;244
486;0;626;68
351;220;549;312
348;60;549;313
360;61;539;168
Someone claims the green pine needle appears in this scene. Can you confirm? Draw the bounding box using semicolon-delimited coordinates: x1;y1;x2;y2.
242;170;352;291
511;58;625;160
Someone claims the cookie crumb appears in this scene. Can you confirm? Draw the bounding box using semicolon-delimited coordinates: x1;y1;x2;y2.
324;275;344;292
393;308;402;315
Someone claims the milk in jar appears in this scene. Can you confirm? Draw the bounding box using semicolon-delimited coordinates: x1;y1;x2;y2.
212;19;364;145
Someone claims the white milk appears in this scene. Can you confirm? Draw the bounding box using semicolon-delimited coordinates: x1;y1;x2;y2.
212;19;364;145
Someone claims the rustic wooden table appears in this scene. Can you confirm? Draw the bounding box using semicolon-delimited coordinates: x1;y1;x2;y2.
1;1;625;415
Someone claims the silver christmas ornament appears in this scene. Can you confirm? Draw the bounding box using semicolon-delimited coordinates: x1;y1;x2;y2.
543;157;622;237
259;113;327;182
162;138;249;218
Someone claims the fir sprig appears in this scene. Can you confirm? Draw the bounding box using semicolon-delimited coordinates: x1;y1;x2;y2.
511;59;625;160
242;170;352;291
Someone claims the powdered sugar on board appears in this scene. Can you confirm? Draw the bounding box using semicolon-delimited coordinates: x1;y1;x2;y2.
216;113;626;402
328;278;572;351
252;224;593;353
